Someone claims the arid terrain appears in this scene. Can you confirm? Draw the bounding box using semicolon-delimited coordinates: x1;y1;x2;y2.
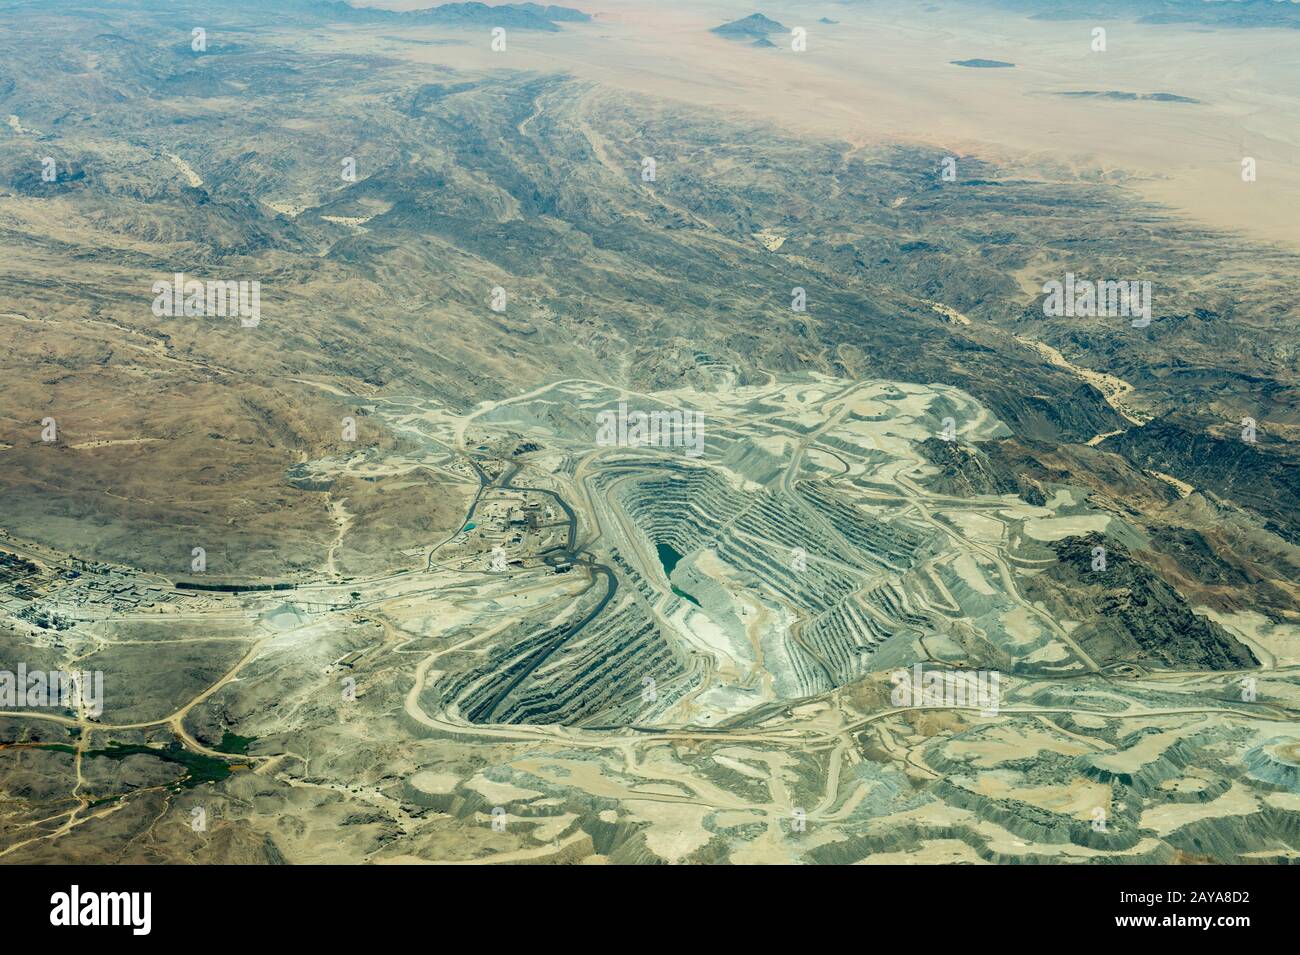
2;0;1299;864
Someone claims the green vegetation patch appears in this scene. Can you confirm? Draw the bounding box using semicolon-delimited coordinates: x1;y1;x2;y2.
29;741;236;788
214;730;257;755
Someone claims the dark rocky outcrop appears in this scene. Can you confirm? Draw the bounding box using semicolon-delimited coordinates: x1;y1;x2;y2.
1025;534;1258;671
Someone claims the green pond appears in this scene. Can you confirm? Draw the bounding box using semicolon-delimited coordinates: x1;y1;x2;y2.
656;542;701;607
656;542;682;577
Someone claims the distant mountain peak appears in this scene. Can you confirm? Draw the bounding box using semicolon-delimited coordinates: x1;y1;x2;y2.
711;13;790;40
